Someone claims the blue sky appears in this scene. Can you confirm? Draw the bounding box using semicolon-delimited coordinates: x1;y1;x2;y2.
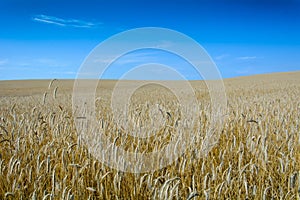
0;0;300;80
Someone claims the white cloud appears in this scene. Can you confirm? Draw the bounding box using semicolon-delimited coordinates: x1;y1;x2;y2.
237;56;257;60
93;58;114;64
155;41;174;48
9;58;70;68
93;51;159;65
33;17;65;26
32;14;102;28
215;54;229;60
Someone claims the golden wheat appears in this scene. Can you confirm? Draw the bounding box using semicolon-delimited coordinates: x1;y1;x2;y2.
0;72;299;199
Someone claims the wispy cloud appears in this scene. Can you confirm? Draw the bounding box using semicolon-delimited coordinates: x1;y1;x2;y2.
215;54;229;60
6;57;70;69
155;41;174;48
32;14;102;28
93;51;159;65
116;51;159;65
237;56;258;60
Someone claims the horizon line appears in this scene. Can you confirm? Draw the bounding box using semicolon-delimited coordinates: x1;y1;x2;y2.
0;70;299;82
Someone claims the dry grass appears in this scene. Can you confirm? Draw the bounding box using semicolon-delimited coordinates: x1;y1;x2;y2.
0;72;299;199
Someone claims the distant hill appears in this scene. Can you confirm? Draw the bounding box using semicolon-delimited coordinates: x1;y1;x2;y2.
0;71;299;97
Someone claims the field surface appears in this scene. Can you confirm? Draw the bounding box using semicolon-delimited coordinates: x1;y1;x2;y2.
0;71;299;199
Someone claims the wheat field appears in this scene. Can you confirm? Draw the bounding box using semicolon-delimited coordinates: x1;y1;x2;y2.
0;72;299;199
